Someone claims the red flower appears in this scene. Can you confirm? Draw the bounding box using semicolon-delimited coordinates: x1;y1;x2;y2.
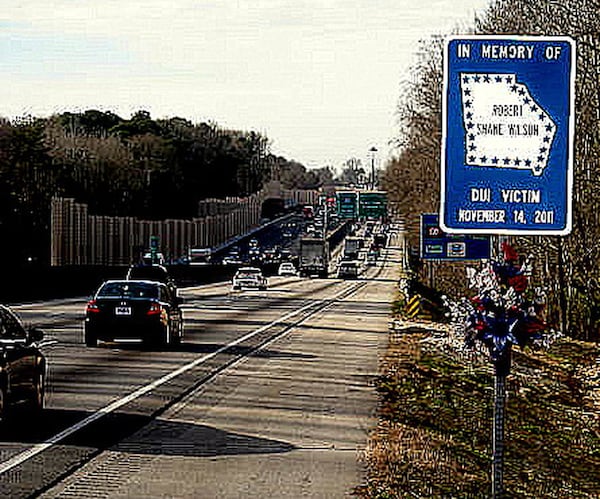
508;275;528;293
502;242;519;263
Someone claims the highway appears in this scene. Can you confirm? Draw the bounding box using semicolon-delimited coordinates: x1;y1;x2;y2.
0;237;401;498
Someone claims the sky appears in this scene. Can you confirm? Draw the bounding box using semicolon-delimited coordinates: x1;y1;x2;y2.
0;0;490;172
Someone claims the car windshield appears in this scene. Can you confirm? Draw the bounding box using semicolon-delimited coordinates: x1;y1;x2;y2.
98;281;159;299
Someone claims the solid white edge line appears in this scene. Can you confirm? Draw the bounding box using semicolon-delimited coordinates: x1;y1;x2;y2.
0;284;352;475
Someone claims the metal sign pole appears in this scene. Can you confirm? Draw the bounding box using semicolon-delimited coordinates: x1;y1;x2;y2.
492;347;511;498
492;369;506;497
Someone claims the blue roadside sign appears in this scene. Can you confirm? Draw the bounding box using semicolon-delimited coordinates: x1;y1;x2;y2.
441;35;575;235
421;213;491;260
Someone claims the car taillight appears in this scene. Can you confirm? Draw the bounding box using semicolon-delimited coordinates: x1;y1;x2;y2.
147;302;163;315
86;300;100;313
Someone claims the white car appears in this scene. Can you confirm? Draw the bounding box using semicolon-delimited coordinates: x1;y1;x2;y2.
278;262;297;276
232;267;268;290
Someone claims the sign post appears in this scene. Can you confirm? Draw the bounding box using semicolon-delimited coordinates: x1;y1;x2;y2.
441;35;575;498
149;235;159;264
441;35;575;235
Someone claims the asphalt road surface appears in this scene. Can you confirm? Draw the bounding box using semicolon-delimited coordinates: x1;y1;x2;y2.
0;236;401;498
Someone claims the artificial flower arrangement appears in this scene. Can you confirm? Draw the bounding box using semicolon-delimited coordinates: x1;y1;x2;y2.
446;242;556;374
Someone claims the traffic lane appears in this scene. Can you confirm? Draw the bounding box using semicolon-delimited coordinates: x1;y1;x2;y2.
9;262;382;350
7;276;250;333
6;273;367;431
7;274;306;332
39;250;397;498
41;275;346;413
164;256;393;497
9;274;348;421
7;273;319;352
8;269;340;333
0;275;354;496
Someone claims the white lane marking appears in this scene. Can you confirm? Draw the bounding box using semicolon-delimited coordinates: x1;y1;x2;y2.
37;340;59;348
0;283;356;475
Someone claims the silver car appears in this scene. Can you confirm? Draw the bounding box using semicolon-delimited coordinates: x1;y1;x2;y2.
278;262;298;276
232;267;268;290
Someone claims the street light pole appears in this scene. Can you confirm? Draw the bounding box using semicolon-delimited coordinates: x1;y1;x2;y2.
369;146;378;190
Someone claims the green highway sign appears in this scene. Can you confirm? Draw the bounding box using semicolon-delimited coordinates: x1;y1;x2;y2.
358;190;387;218
336;190;359;219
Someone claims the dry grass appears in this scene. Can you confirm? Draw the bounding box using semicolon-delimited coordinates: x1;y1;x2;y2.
355;323;600;498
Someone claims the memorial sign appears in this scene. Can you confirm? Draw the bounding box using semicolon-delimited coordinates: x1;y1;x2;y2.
441;36;575;235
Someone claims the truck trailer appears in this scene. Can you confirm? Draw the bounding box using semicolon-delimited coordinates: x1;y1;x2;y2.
299;237;329;278
342;236;363;261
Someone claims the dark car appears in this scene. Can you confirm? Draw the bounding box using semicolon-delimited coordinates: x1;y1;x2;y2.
374;233;387;249
84;280;183;348
0;305;46;419
337;260;360;279
222;247;243;266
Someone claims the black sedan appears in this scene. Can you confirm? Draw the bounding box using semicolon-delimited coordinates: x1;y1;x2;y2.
0;305;46;419
84;280;183;348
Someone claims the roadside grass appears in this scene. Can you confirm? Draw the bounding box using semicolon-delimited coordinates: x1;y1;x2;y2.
391;296;407;316
355;323;600;498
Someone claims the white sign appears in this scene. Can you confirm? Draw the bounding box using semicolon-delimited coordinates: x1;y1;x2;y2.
460;72;557;176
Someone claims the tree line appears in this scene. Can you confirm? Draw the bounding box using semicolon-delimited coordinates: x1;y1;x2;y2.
383;0;600;341
0;109;332;266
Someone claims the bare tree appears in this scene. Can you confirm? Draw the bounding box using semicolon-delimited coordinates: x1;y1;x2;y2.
384;0;600;340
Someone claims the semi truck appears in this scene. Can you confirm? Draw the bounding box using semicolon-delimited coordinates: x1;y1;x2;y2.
342;236;362;261
299;237;329;278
